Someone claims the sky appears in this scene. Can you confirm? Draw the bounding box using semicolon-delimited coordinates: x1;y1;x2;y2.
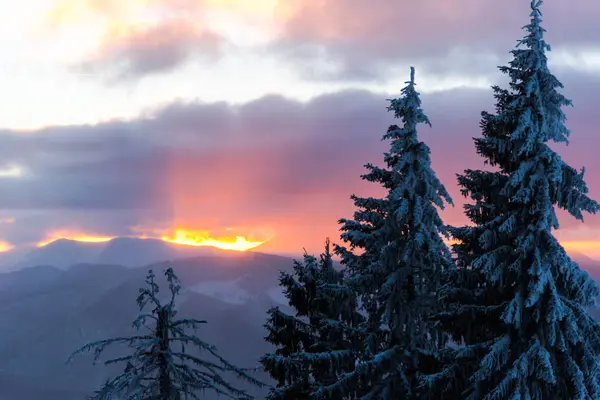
0;0;600;258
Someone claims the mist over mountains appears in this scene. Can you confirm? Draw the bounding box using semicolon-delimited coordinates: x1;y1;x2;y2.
0;238;296;400
0;237;231;272
1;238;599;399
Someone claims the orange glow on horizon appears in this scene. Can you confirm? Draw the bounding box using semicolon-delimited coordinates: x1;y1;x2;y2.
34;227;269;252
36;230;116;247
30;228;600;260
161;229;267;251
0;241;14;252
444;238;600;261
560;240;600;257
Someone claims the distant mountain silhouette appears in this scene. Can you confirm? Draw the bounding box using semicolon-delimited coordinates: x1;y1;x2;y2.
11;238;104;271
0;248;294;400
0;240;598;399
2;236;232;271
96;237;217;266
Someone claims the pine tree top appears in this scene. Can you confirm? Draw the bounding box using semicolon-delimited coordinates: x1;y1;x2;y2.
435;1;600;398
386;66;431;141
331;66;454;399
68;267;264;400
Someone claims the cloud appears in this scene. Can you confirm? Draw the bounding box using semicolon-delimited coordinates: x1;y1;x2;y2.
0;68;598;253
39;0;296;82
37;0;600;86
78;19;222;81
270;0;600;82
40;0;226;81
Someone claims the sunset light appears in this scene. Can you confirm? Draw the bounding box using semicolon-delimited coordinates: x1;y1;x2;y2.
1;0;600;397
31;232;600;260
33;228;268;252
161;229;266;252
36;231;116;247
444;238;600;261
0;241;14;252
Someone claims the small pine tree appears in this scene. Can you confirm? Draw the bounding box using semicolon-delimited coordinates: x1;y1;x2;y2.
68;267;265;400
434;1;600;399
316;67;454;399
260;239;364;399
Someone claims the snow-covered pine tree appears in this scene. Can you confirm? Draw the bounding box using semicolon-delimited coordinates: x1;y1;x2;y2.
434;1;600;399
68;267;264;400
314;67;454;399
260;238;364;399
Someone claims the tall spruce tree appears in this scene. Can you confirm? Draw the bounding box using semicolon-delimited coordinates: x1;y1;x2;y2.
68;267;264;400
434;1;600;399
260;239;364;399
315;67;454;399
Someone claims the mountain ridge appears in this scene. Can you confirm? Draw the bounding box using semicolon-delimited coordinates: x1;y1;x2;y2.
1;239;599;399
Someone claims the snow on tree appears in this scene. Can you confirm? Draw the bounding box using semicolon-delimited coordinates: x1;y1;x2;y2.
260;238;364;399
433;1;600;399
68;267;265;400
314;67;454;399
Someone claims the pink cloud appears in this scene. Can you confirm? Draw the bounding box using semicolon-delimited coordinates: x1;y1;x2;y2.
77;19;221;80
1;69;599;255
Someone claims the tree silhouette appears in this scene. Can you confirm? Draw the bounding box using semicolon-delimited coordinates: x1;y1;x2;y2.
68;267;265;400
